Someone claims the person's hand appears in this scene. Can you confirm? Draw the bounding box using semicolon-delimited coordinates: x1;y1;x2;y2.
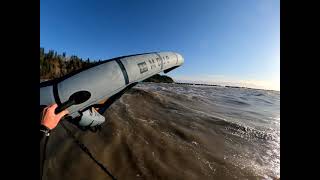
41;104;69;130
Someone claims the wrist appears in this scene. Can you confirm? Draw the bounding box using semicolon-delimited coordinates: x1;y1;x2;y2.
41;120;55;130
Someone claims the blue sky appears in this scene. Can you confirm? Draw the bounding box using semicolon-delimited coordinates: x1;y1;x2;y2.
41;0;280;90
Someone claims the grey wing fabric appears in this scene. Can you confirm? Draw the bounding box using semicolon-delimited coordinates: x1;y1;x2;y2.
40;52;184;127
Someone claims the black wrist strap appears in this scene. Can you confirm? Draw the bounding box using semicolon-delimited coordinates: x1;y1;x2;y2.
40;125;51;136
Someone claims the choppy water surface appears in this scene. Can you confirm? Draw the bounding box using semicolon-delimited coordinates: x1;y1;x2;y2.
44;82;280;180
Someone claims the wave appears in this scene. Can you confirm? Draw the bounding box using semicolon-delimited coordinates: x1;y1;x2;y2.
43;83;280;180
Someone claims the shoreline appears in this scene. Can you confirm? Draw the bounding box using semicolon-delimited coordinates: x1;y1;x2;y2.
40;78;279;92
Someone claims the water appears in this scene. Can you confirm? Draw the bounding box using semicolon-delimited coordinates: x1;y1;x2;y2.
44;82;280;180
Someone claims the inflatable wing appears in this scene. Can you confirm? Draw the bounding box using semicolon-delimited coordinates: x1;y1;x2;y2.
40;52;184;129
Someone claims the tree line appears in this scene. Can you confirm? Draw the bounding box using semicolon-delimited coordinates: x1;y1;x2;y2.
40;47;100;79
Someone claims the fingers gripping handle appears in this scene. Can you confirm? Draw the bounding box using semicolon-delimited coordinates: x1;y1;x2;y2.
55;90;91;114
55;100;75;114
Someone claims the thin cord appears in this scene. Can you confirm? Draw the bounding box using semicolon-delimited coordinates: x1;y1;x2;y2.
61;123;117;180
